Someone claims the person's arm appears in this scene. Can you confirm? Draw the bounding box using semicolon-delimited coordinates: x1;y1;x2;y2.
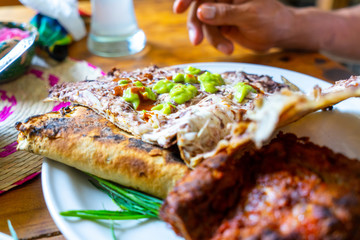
280;5;360;60
174;0;360;60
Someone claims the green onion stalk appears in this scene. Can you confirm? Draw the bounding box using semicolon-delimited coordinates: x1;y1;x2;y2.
60;174;163;221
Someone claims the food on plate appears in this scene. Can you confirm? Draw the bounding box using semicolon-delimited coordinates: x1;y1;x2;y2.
15;105;189;198
15;64;360;238
45;65;360;168
15;65;360;196
161;132;360;240
45;66;291;167
209;75;360;159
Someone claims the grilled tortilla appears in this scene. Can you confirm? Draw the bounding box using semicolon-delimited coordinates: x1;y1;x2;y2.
16;105;189;199
196;75;360;165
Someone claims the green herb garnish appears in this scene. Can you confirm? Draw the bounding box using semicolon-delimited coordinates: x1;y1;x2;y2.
151;102;176;115
60;174;162;220
198;71;225;93
169;84;198;104
173;73;185;83
152;79;175;94
122;88;140;109
185;66;202;75
118;79;129;85
234;82;256;103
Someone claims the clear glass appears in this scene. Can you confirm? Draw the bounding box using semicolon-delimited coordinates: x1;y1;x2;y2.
87;0;146;57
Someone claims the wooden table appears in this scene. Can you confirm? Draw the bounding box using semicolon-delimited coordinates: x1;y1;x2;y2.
0;1;353;239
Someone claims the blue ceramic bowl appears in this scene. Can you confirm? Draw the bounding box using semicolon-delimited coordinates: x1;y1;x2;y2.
0;22;38;83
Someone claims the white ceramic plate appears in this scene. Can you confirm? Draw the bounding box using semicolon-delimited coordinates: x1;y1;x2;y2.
42;62;360;240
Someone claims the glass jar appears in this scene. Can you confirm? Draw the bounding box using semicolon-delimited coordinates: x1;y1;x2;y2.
87;0;146;57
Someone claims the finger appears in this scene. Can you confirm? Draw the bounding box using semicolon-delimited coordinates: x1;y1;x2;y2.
187;1;204;45
198;0;233;54
203;24;234;54
221;26;271;52
197;3;242;25
191;0;231;51
173;0;194;13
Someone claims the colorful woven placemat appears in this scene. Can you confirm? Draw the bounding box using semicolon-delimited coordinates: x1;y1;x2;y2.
0;57;104;194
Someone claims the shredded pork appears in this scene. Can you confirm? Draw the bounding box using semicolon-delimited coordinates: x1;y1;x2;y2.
47;66;289;167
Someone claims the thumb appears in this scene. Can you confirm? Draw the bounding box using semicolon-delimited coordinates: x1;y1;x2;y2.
197;3;243;26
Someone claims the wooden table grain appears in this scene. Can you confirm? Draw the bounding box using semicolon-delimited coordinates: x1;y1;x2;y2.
0;1;353;239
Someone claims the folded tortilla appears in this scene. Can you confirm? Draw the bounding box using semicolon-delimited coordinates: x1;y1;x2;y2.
16;105;190;198
195;75;360;164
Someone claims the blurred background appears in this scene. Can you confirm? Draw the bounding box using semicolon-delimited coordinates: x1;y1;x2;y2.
1;0;359;73
282;0;359;8
0;0;89;6
0;0;359;9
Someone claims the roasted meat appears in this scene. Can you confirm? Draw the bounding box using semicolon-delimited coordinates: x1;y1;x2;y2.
160;133;360;240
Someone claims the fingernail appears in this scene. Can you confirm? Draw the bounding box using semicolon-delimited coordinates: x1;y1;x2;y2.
189;28;196;44
173;0;180;13
199;6;216;19
217;43;231;54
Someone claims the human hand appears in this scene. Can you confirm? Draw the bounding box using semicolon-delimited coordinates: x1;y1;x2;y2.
173;0;296;54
